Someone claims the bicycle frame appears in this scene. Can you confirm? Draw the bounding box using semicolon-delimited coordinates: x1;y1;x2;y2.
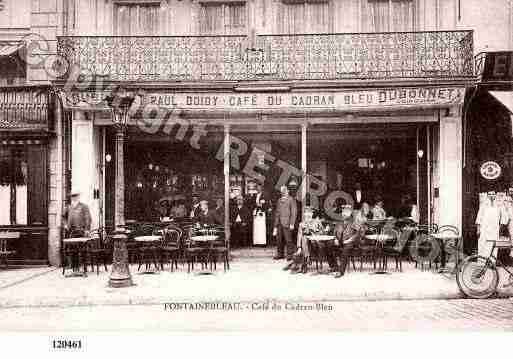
476;243;513;278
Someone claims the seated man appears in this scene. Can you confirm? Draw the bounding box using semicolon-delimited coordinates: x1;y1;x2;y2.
328;205;364;278
196;200;216;226
283;207;323;274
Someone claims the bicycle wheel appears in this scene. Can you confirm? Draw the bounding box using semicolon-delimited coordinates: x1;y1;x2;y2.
456;255;499;299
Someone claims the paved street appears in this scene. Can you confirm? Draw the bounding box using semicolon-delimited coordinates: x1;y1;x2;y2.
1;298;513;331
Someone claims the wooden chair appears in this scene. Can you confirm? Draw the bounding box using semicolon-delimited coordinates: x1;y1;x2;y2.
86;227;111;275
134;224;161;272
0;231;20;269
412;224;439;271
209;226;230;272
160;225;183;271
184;226;210;273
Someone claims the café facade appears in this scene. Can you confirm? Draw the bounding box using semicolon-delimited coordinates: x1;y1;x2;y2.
55;79;469;254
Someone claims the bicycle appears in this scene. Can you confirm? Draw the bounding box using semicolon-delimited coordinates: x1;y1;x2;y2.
456;239;513;299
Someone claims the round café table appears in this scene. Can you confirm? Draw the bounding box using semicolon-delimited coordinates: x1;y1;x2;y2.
307;235;336;275
134;235;162;274
62;237;91;277
365;233;395;275
189;235;219;275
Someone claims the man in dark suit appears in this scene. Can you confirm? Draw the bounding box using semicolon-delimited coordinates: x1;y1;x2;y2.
212;197;225;226
196;200;216;226
230;195;251;247
189;194;201;219
273;185;298;260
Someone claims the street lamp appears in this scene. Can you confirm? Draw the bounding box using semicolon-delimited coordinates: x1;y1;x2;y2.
105;87;135;288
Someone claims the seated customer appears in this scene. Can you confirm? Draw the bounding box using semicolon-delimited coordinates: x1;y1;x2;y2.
329;205;364;278
196;200;216;226
174;200;187;218
361;202;373;221
283;207;323;274
372;196;387;220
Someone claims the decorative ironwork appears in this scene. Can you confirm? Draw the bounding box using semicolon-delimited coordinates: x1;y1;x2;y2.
57;31;474;83
0;87;51;130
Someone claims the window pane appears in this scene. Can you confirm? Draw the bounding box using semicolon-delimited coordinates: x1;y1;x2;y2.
0;148;11;225
368;0;390;32
282;3;305;33
200;3;246;35
392;0;414;31
13;148;27;225
308;2;331;33
115;4;160;36
365;0;414;32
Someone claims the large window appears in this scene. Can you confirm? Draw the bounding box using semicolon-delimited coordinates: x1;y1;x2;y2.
114;2;160;35
0;147;27;225
363;0;415;32
280;0;332;34
0;145;47;226
199;1;246;35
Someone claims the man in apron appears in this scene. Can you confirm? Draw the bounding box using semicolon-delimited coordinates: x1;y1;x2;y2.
475;192;508;258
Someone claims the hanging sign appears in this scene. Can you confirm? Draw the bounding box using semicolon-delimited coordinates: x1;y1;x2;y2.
480;161;502;180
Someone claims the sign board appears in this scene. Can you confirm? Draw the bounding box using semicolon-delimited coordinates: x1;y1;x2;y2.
480;161;502;180
144;87;465;111
478;51;513;84
64;86;465;113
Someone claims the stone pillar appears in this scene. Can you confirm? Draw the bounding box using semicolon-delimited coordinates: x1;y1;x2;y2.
114;127;125;227
47;97;63;266
301;122;307;218
438;106;463;232
224;125;231;242
71;111;99;229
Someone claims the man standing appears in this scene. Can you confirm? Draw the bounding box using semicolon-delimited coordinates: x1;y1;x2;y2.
64;191;92;238
230;195;251;247
189;194;201;219
212;197;225;226
273;185;297;260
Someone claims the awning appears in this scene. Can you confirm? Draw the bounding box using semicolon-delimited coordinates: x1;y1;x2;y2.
489;91;513;114
0;42;24;58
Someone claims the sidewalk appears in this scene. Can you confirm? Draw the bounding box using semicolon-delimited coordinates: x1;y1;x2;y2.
0;250;512;308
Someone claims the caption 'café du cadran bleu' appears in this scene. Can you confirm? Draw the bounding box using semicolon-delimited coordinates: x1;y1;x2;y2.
148;87;459;108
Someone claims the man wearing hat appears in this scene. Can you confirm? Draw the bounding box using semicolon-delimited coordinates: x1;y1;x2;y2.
230;195;251;247
273;185;298;260
64;190;92;238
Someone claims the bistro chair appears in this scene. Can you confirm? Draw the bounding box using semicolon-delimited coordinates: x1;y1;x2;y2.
358;226;379;271
412;224;439;271
208;226;230;272
62;228;89;275
134;223;162;272
85;227;112;275
160;225;183;271
381;228;403;272
184;226;211;273
0;231;20;269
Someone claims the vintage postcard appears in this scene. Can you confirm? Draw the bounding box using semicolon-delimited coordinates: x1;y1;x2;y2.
0;1;513;351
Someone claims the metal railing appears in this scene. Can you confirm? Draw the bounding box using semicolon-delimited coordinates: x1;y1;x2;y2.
56;30;474;83
0;86;51;129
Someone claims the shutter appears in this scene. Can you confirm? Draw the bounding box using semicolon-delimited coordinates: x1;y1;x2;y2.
27;145;47;225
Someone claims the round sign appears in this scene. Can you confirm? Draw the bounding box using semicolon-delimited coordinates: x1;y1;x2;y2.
480;161;502;180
